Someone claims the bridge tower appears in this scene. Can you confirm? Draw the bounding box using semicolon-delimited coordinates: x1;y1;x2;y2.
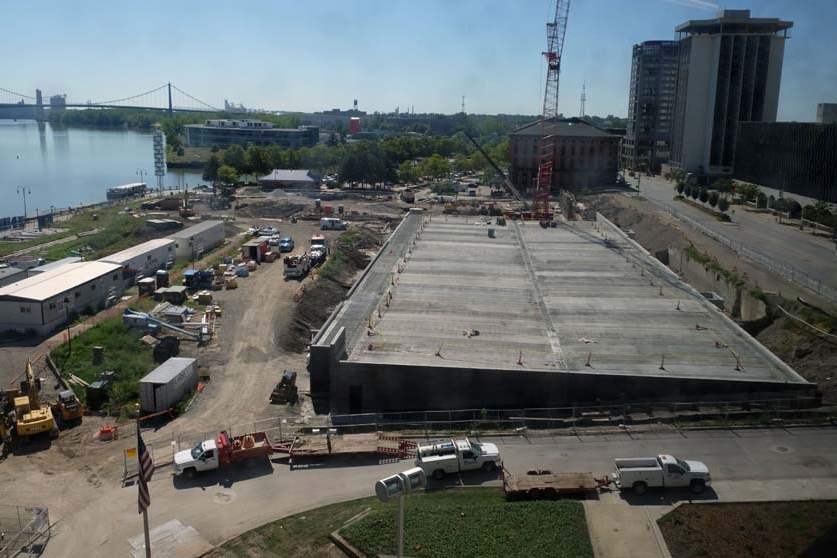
167;82;173;115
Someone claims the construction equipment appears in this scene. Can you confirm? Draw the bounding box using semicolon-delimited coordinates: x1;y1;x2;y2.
270;370;299;404
52;389;84;426
533;0;571;220
463;130;529;211
183;268;214;290
123;308;206;343
13;361;57;438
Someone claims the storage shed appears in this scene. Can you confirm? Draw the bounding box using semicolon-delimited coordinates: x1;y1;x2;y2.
99;238;175;285
168;220;225;262
138;357;198;413
0;261;123;335
242;238;268;263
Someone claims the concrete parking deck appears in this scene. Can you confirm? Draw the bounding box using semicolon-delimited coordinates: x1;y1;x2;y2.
312;213;812;412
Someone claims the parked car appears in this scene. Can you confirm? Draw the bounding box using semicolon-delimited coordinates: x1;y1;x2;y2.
268;235;281;246
278;236;295;252
259;226;278;237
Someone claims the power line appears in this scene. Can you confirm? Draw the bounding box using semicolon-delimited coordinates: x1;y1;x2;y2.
0;87;37;101
91;83;169;106
170;84;220;111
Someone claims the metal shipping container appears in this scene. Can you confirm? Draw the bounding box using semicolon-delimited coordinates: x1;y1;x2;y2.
138;357;198;413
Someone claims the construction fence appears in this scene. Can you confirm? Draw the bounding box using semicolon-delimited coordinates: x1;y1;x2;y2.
330;396;825;433
0;506;50;558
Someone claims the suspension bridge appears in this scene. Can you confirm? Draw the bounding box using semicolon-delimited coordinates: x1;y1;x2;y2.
0;82;221;120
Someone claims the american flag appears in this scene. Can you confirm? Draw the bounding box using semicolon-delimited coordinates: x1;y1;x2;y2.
137;428;154;514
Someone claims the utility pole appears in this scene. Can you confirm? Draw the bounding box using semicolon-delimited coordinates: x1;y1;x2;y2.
17;186;30;219
579;81;586;117
137;169;148;186
461;95;466;115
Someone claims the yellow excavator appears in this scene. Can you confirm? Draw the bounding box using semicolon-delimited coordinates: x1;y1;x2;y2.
13;361;57;439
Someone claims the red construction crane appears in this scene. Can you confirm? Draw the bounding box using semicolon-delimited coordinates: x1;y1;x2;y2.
533;0;571;220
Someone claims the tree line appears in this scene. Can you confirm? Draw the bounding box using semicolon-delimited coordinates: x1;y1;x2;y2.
203;133;510;185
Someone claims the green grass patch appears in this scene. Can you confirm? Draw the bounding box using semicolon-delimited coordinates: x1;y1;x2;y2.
659;501;837;558
341;488;593;558
50;317;155;413
0;202;151;260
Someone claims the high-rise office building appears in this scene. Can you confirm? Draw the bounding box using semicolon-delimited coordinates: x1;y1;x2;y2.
621;40;679;172
817;103;837;124
670;10;792;176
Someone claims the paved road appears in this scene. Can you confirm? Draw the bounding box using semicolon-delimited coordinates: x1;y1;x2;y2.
40;426;837;558
631;175;837;294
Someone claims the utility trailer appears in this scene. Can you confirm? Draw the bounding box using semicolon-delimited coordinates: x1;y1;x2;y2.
274;432;416;469
503;469;610;500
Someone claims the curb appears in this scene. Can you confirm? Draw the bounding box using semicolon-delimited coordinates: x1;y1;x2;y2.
329;507;372;558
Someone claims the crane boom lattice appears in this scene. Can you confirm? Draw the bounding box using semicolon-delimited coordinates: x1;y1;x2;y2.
534;0;571;220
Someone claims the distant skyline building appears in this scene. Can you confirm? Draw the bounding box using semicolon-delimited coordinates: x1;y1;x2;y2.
670;9;793;176
184;119;319;149
817;103;837;124
621;40;678;173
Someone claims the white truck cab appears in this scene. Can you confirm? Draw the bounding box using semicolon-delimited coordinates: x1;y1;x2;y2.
174;439;220;477
415;438;502;480
613;454;710;495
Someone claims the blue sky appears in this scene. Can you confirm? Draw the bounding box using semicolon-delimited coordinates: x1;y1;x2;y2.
2;0;834;120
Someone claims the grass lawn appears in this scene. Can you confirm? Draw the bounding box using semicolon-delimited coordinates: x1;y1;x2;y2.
658;501;837;558
0;202;155;260
207;488;593;558
50;317;156;412
342;488;593;558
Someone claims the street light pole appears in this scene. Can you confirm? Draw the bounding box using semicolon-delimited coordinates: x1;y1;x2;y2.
17;186;30;218
137;168;147;186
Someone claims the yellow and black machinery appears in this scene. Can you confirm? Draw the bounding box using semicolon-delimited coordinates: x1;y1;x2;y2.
270;370;299;405
13;361;57;438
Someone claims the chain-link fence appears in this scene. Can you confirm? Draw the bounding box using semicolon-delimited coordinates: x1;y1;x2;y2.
656;201;837;304
0;506;50;558
330;396;823;433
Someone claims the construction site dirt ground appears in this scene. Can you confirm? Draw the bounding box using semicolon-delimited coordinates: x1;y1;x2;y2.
0;212;395;540
589;193;837;402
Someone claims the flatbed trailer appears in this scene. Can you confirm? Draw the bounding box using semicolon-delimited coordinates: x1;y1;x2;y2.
503;468;611;500
275;433;416;467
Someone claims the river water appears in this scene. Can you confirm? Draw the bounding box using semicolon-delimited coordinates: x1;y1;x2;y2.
0;120;204;219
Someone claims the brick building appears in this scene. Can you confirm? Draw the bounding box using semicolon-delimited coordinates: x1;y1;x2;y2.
509;118;620;192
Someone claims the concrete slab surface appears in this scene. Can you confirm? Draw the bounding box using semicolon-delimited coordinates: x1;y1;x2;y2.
346;216;806;386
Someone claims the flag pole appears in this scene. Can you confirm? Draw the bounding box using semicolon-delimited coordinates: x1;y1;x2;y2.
143;507;151;558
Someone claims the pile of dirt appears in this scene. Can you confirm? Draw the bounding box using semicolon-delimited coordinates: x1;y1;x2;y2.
756;301;837;403
235;200;306;219
587;194;690;254
278;227;383;353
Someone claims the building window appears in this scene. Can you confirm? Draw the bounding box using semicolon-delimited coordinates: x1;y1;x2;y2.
112;274;118;280
75;292;81;298
91;284;96;291
49;303;57;310
20;306;31;313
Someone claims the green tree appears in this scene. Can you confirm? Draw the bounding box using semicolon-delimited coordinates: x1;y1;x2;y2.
418;154;451;179
217;165;239;185
699;188;709;204
690;186;700;200
223;145;247;172
398;160;418;183
712;178;733;193
709;191;719;208
736;182;760;203
203;154;221;182
675;182;685;195
718;197;730;212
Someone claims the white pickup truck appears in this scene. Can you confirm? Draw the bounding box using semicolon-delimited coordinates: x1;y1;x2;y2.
415;438;502;480
613;454;711;495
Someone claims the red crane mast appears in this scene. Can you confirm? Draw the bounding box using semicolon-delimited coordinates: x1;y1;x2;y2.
533;0;571;220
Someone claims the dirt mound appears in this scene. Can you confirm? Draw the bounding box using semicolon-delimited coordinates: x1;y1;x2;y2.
235;200;306;219
278;227;383;353
587;194;690;254
756;301;837;403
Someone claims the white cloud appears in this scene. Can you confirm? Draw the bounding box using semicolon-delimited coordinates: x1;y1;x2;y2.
661;0;719;11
